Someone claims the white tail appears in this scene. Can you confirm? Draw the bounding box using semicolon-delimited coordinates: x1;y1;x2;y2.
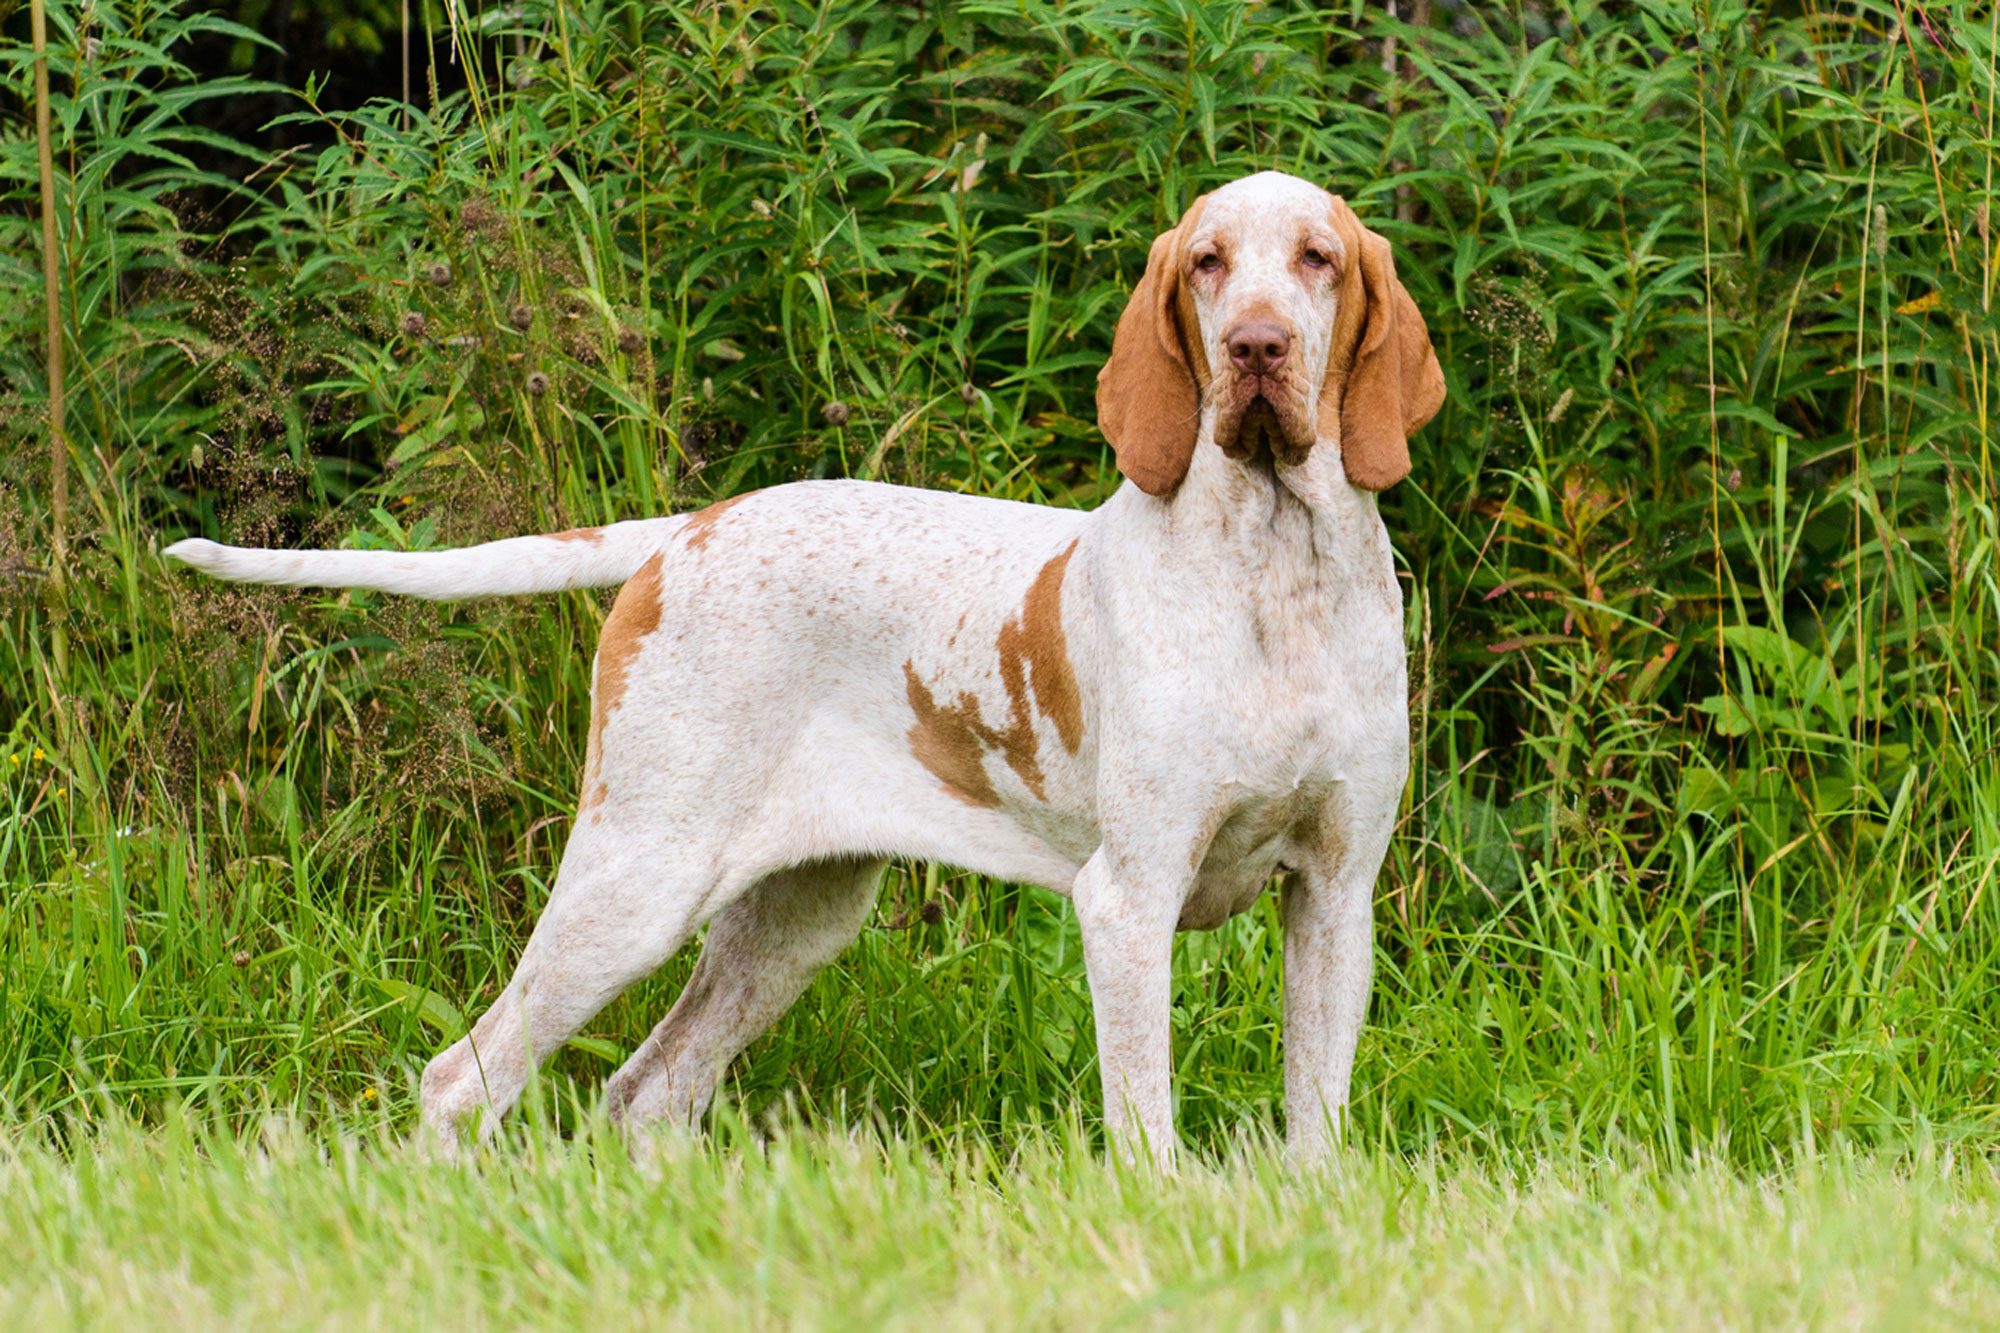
164;517;680;601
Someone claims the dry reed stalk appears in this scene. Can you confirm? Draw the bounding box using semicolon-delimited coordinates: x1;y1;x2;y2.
30;0;69;687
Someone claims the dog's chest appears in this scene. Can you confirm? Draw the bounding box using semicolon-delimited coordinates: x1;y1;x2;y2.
1202;495;1405;764
1169;501;1407;927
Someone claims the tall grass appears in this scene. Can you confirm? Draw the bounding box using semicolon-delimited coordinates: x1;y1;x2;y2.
0;0;1995;1164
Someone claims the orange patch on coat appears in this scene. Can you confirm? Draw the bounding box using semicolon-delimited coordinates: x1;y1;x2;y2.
903;663;1002;808
549;526;604;544
904;540;1082;806
681;492;752;552
997;541;1083;756
580;551;666;810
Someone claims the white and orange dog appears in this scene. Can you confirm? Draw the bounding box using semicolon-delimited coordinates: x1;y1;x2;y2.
168;171;1444;1165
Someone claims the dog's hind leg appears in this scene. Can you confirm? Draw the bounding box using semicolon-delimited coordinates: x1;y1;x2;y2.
417;822;749;1152
603;855;884;1135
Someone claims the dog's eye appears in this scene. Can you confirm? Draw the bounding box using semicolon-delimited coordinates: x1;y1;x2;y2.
1301;248;1330;269
1194;253;1223;273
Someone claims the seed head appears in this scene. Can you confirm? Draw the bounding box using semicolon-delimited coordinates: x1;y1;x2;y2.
509;303;533;331
400;310;428;338
821;400;851;426
918;900;944;926
958;382;977;405
615;325;643;354
232;950;251;967
526;371;551;396
1872;206;1888;259
427;261;452;288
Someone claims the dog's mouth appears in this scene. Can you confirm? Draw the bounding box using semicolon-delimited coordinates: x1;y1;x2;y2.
1213;377;1314;465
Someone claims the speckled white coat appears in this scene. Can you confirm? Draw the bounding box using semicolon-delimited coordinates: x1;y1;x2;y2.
167;171;1445;1168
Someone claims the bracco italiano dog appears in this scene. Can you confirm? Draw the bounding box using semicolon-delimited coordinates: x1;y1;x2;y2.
167;170;1446;1166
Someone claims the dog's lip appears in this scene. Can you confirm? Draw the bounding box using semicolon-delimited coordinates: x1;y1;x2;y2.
1224;373;1291;404
1215;378;1313;453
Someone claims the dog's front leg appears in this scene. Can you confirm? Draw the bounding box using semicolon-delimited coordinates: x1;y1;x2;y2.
1279;795;1396;1163
1072;848;1184;1172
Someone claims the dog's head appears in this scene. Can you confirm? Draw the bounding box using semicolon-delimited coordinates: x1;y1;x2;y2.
1096;171;1445;496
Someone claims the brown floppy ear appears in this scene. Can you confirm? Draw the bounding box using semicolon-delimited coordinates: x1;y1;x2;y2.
1318;198;1446;492
1097;196;1209;496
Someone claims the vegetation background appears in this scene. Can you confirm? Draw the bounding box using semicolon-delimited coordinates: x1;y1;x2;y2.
2;0;1998;1322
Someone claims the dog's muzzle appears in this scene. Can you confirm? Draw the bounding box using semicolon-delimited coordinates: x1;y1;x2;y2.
1215;374;1313;464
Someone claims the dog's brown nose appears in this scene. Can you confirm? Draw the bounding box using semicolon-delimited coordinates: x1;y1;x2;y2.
1226;320;1290;375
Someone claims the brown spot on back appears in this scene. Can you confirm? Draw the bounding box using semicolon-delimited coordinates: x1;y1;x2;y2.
681;492;752;552
902;540;1084;807
998;541;1083;757
580;551;666;809
904;662;1001;807
549;526;604;544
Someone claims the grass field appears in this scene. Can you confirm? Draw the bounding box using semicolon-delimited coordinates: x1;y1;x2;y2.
4;0;2000;1323
6;1117;2000;1328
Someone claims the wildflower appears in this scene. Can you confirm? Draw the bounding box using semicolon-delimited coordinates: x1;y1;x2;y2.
33;747;45;763
363;1087;378;1101
7;753;18;766
233;951;251;967
400;310;429;338
458;197;498;235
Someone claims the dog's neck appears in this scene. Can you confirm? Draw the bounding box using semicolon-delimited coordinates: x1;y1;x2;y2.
1090;429;1399;676
1164;428;1389;578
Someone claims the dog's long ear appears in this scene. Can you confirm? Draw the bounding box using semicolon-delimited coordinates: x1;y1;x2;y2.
1318;197;1445;492
1097;196;1209;496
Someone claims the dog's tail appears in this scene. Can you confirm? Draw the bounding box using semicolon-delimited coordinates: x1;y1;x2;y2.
163;518;681;601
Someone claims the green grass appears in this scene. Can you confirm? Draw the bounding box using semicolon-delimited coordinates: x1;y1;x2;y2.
4;1115;1998;1328
4;0;2000;1321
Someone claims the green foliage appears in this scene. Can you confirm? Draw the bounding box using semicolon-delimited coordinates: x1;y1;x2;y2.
0;0;1996;1165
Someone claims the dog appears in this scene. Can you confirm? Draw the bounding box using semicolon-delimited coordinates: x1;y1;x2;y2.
167;170;1445;1165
